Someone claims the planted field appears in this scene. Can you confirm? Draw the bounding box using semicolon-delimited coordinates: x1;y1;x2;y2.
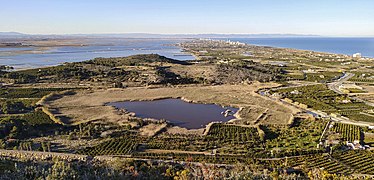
0;88;73;99
79;138;138;156
271;151;374;175
148;133;208;152
364;133;374;146
331;123;362;142
133;152;248;165
305;155;353;175
263;118;326;150
305;71;343;83
0;98;37;114
273;84;374;122
22;110;55;125
332;151;374;175
348;72;374;83
207;124;261;143
148;124;262;154
0;110;54;125
260;154;353;174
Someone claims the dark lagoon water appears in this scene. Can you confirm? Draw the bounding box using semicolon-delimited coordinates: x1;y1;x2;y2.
0;38;194;69
107;98;238;129
228;37;374;58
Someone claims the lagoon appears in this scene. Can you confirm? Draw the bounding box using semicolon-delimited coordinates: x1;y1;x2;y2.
107;98;238;129
0;38;194;69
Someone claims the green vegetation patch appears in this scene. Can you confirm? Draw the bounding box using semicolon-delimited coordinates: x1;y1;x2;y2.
262;118;326;151
207;124;261;143
78;137;138;156
0;98;38;114
332;150;374;175
0;88;73;98
305;71;343;83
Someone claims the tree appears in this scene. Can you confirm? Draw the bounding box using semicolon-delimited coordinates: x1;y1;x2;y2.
9;126;19;138
47;142;51;152
0;139;5;149
46;160;78;180
41;142;47;152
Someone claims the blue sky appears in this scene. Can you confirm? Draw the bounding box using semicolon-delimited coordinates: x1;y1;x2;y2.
1;0;373;36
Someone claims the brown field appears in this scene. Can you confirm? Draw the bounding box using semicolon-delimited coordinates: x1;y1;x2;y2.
356;85;374;103
46;83;300;128
364;133;374;146
358;94;374;103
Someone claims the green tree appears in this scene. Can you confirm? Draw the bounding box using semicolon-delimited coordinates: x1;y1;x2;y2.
0;139;5;149
46;160;78;180
9;126;19;138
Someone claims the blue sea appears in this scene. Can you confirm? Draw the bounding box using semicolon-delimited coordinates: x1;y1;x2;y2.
228;37;374;58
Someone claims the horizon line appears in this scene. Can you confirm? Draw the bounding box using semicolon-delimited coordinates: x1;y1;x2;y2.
1;31;373;38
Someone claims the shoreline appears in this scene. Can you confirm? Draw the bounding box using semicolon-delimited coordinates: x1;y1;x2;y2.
2;37;374;71
0;38;196;70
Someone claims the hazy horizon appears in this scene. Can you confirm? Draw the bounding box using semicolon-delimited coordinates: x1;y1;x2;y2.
1;32;374;38
1;0;373;37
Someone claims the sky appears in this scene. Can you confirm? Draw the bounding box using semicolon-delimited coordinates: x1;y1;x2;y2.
1;0;373;36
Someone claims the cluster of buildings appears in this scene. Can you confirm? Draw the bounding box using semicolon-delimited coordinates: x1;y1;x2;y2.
196;38;246;46
346;141;370;150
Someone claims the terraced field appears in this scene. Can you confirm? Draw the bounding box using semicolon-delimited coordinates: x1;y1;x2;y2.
332;151;374;175
78;138;138;156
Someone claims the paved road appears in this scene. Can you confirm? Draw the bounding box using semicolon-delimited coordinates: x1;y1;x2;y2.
258;75;374;127
327;72;355;94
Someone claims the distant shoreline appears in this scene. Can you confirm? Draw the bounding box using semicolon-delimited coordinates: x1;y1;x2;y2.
1;37;373;70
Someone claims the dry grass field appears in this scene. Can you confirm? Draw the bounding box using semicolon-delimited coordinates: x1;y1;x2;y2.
47;82;299;128
356;85;374;103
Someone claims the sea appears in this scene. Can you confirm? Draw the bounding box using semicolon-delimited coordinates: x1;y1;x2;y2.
0;37;373;70
228;37;374;58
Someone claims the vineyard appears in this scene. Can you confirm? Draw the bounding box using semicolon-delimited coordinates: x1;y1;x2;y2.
331;123;362;142
348;72;374;83
131;150;374;176
332;151;374;175
304;154;353;174
79;138;138;156
0;110;55;125
263;118;326;150
206;124;261;144
0;88;74;99
258;154;353;175
273;84;374;122
0;98;37;114
132;152;249;165
206;124;263;154
21;110;56;125
147;124;263;154
147;133;209;152
259;151;374;175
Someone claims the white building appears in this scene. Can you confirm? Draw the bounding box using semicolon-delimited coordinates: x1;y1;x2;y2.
353;53;362;58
